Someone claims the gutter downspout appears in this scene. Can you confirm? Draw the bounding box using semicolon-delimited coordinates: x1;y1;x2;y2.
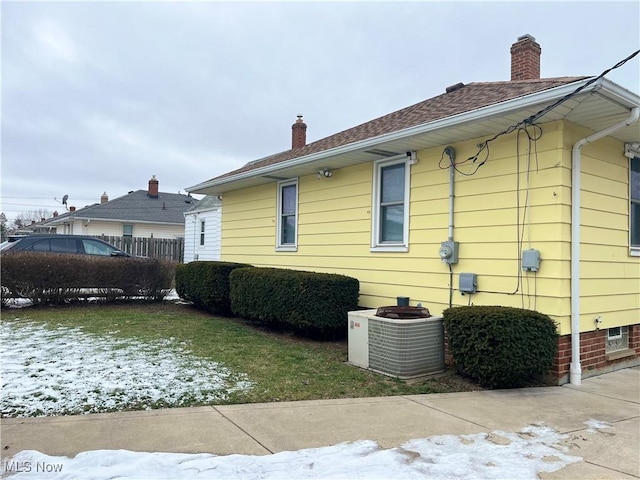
569;106;640;385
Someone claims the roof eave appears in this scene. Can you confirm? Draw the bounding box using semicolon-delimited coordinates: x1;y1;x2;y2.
45;217;184;226
187;78;639;194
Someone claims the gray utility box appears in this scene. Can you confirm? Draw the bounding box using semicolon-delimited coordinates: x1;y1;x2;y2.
459;273;478;294
522;249;541;272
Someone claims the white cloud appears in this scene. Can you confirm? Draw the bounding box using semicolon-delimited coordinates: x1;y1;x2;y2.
33;19;80;65
1;1;638;222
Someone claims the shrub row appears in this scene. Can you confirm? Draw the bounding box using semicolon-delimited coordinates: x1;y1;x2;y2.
230;267;359;340
174;261;251;315
175;262;359;339
443;305;558;388
1;252;175;305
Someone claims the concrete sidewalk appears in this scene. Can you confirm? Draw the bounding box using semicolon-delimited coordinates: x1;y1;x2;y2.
1;367;638;478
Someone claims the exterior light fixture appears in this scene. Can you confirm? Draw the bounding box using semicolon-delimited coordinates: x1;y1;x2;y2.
317;168;333;179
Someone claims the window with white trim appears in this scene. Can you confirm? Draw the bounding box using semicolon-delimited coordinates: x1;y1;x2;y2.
606;326;629;353
630;156;640;251
371;156;410;251
199;220;206;246
123;224;133;237
276;179;298;251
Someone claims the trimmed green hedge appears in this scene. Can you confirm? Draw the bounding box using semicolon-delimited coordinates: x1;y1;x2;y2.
175;261;252;315
0;252;175;304
230;267;359;340
443;305;558;388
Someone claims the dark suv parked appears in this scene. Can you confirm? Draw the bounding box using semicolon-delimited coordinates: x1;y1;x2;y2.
1;234;130;257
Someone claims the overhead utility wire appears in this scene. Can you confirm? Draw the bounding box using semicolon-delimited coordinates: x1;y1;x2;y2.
467;48;640;168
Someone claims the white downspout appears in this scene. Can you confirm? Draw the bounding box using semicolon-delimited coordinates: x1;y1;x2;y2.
569;106;640;385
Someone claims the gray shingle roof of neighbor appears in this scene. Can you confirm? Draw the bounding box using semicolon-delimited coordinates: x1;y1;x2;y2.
205;77;587;183
45;190;196;225
185;195;221;213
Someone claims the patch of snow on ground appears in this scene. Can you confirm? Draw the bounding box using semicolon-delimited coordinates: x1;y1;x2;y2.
2;425;581;479
584;419;612;433
0;321;253;417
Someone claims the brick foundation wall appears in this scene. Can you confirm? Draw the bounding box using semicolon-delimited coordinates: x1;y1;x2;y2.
550;325;640;383
444;324;640;385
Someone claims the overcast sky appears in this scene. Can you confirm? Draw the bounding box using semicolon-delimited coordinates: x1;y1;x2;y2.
2;1;639;223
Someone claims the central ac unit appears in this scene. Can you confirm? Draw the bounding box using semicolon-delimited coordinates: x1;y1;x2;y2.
348;310;445;379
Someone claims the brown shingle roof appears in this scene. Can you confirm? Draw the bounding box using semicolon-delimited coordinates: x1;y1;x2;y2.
211;77;587;182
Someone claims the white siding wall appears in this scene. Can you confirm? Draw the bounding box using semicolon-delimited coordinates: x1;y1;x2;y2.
60;220;184;238
183;207;222;262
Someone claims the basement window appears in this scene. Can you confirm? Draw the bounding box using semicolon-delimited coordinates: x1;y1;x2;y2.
371;156;410;252
606;326;629;353
276;179;298;251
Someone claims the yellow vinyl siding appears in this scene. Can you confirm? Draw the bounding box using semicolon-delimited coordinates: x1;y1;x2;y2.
576;125;639;332
220;120;638;336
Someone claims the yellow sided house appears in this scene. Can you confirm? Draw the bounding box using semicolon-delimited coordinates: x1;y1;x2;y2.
189;36;640;385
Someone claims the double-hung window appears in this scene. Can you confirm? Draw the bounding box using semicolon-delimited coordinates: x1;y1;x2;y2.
372;156;410;252
199;220;206;246
276;179;298;251
630;156;640;254
123;224;133;237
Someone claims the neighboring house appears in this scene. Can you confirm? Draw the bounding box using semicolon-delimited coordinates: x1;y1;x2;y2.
42;176;194;239
187;35;640;385
183;195;222;262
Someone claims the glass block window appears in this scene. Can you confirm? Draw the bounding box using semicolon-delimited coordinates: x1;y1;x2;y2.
606;326;629;353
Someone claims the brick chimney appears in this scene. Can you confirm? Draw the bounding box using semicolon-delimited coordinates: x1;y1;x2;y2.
148;175;159;198
100;192;109;204
510;34;541;81
291;115;307;149
69;206;76;212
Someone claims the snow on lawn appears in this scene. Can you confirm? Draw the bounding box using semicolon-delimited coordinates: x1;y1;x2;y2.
0;320;253;417
2;425;582;479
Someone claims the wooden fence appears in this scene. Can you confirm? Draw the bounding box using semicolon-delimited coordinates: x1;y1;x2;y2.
96;236;184;262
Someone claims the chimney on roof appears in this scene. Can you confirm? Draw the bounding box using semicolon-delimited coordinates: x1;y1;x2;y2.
510;34;541;81
53;211;58;217
69;206;76;212
100;192;109;204
291;115;307;149
148;175;159;198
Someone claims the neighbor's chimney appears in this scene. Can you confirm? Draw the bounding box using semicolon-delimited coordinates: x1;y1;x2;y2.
69;206;76;212
510;34;541;81
100;191;109;204
291;115;307;149
148;175;159;198
53;211;59;217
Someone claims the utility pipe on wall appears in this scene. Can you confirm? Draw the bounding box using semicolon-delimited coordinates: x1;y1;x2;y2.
445;146;456;241
569;106;639;385
445;147;457;308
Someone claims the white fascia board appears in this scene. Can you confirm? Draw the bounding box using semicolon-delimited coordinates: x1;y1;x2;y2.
184;207;218;216
188;78;636;193
596;78;640;107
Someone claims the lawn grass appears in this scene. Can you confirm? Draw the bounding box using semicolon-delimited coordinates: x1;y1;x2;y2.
3;302;480;407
